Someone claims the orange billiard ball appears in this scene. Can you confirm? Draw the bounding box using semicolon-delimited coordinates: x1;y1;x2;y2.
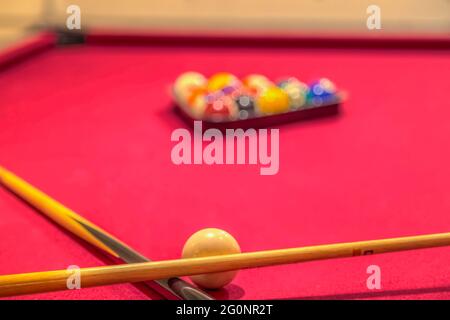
182;228;241;290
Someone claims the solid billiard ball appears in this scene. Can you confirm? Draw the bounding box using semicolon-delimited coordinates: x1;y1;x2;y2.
235;95;256;119
207;72;241;93
277;77;309;109
242;74;272;95
204;96;238;120
256;86;290;115
173;72;207;107
306;78;337;106
182;228;241;290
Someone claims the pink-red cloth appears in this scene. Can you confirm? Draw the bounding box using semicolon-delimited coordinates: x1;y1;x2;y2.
1;34;450;299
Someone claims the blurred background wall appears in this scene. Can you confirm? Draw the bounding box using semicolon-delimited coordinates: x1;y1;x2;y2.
0;0;449;48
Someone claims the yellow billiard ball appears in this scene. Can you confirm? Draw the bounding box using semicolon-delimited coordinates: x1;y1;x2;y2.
182;228;241;290
256;86;290;115
173;71;207;107
207;72;240;92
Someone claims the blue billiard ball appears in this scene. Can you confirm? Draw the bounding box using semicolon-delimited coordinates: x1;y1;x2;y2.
306;78;337;106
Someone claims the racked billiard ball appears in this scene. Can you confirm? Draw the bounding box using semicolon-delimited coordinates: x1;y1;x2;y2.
235;95;256;119
204;95;238;121
256;86;290;115
306;78;337;106
182;228;241;289
207;72;242;93
242;74;273;96
173;71;207;107
221;83;243;99
277;77;309;109
188;90;208;118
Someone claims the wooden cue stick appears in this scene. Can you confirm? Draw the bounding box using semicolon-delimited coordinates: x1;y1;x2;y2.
1;231;450;297
0;166;213;300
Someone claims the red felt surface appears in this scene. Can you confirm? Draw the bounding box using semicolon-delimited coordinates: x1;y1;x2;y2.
1;34;450;300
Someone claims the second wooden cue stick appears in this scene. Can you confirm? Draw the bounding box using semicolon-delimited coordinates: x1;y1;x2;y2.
1;231;450;297
0;166;212;300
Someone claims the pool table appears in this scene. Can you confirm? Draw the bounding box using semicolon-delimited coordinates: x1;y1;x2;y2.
0;30;450;300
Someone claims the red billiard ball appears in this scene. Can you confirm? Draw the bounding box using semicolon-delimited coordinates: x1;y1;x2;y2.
204;96;238;121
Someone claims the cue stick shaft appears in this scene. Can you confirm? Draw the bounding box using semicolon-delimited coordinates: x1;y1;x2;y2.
1;231;450;297
0;166;213;300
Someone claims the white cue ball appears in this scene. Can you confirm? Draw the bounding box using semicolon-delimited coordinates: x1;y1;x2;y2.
182;228;241;290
